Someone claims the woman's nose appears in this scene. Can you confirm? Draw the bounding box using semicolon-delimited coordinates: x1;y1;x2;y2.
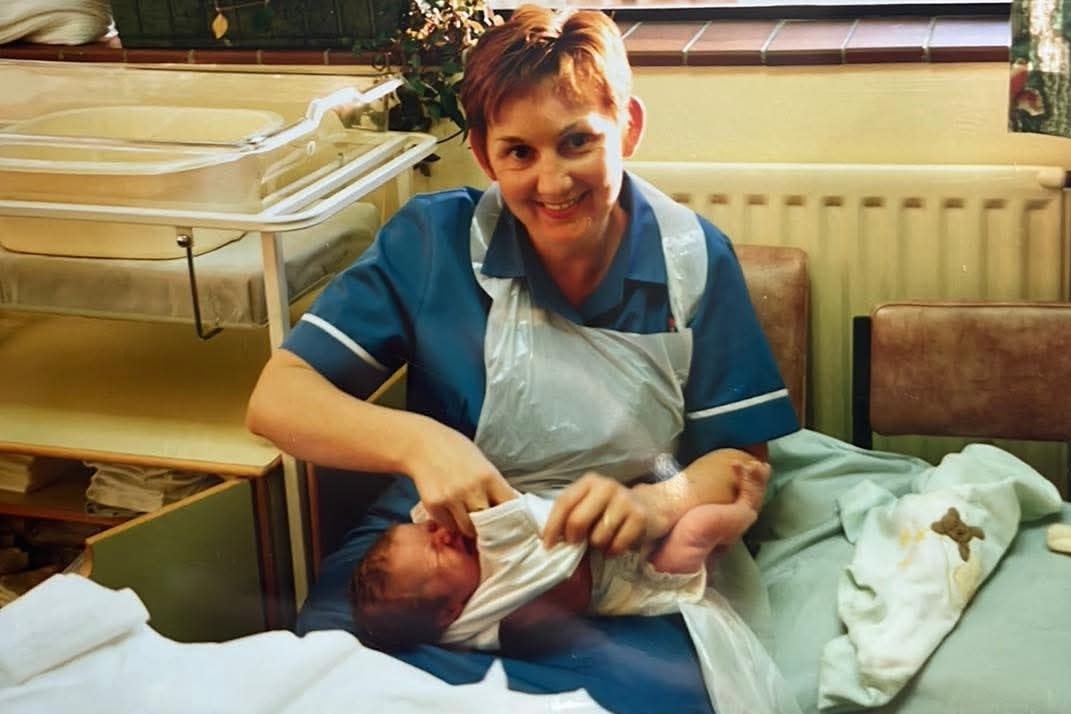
536;157;573;195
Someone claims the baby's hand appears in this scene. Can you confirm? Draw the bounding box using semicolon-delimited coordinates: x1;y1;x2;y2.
542;473;650;556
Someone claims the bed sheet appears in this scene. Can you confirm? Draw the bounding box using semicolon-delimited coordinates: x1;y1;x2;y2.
757;430;1071;714
0;202;379;326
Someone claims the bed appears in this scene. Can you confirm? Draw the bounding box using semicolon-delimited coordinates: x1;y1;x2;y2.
297;244;1071;714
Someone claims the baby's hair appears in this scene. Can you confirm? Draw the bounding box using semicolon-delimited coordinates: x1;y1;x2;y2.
350;525;453;651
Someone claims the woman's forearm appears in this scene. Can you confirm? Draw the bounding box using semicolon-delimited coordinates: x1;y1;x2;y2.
245;348;435;475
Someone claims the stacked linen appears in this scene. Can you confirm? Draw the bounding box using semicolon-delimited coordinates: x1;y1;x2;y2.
0;1;113;45
0;454;85;494
85;463;221;516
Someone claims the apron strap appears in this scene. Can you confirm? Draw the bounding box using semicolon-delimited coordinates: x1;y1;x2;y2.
629;174;709;329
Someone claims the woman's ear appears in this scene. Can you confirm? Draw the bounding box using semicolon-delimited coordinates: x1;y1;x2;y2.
622;96;646;159
469;129;497;181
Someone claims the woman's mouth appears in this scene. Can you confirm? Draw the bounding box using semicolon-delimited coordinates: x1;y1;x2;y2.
539;193;585;218
542;196;581;211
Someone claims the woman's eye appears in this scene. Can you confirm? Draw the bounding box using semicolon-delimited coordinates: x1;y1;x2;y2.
563;133;594;151
507;145;531;160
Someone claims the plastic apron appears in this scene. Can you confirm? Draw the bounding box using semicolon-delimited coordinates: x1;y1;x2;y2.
469;175;708;495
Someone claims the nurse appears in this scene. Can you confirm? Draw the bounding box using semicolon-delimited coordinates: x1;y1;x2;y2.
246;5;797;558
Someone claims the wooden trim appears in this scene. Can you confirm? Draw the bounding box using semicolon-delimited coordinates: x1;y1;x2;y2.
251;475;281;630
307;463;323;579
0;443;278;479
368;365;408;404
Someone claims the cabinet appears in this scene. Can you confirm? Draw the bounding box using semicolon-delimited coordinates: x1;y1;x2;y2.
0;311;291;640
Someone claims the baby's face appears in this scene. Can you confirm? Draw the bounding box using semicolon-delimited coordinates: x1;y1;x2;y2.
389;521;481;611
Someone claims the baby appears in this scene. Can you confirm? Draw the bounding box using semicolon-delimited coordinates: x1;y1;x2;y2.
351;449;770;651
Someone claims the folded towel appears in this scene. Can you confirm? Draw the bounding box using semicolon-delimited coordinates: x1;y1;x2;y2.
85;463;220;513
0;455;83;494
0;573;148;687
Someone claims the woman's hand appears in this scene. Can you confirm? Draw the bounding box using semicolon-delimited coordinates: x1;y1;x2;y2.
404;420;516;538
542;473;650;556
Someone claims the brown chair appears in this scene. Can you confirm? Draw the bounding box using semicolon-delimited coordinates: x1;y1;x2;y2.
852;302;1071;463
737;244;809;425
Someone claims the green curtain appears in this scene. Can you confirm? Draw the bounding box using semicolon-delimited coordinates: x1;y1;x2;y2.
1010;0;1071;137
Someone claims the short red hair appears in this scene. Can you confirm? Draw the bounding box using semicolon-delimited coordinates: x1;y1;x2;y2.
461;5;632;140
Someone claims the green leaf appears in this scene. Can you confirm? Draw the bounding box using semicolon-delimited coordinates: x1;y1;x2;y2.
439;87;466;132
409;78;429;97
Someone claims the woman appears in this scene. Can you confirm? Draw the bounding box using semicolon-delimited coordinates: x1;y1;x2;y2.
247;5;798;710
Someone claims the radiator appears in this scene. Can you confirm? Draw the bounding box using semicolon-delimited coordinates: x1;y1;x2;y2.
630;161;1070;491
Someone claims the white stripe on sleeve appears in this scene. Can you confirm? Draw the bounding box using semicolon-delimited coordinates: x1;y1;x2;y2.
299;314;389;373
686;388;789;420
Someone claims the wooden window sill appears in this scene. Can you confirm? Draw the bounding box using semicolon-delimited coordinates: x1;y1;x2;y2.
0;15;1008;66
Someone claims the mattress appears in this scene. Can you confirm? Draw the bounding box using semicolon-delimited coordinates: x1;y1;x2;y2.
0;202;380;327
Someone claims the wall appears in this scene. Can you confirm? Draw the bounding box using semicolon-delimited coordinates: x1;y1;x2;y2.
420;62;1071;191
416;62;1071;491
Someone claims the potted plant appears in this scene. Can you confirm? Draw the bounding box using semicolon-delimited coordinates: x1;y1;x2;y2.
357;0;499;172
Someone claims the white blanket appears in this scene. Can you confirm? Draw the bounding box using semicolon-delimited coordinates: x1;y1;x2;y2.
817;444;1063;711
0;574;610;714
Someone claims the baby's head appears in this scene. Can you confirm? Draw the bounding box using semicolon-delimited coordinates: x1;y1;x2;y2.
351;520;481;651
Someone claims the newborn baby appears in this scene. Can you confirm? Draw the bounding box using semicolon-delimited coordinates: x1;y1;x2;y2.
350;448;769;651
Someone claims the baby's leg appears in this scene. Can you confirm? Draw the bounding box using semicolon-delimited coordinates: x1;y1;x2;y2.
646;463;767;574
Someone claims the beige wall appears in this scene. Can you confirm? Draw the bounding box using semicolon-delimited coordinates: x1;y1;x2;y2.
414;62;1071;490
420;62;1071;192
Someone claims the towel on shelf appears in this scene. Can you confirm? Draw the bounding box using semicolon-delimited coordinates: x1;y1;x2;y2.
0;1;112;45
0;454;84;494
85;463;220;514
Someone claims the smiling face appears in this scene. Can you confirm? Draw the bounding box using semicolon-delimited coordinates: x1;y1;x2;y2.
473;81;645;262
384;521;481;624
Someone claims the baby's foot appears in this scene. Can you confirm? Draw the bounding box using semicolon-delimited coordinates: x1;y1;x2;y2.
635;449;769;542
681;448;769;509
733;459;771;512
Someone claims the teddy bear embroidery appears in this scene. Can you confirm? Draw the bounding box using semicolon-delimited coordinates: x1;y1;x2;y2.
931;507;985;562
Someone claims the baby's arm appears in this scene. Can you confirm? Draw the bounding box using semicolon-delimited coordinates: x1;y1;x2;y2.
646;458;768;574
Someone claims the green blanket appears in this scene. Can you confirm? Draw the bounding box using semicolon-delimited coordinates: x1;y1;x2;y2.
750;430;1071;714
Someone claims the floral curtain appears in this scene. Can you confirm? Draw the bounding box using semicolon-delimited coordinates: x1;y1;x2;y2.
1010;0;1071;137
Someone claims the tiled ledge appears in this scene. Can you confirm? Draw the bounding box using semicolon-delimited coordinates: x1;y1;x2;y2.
0;15;1008;67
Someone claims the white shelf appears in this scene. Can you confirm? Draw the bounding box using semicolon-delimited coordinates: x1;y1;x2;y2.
0;312;280;476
